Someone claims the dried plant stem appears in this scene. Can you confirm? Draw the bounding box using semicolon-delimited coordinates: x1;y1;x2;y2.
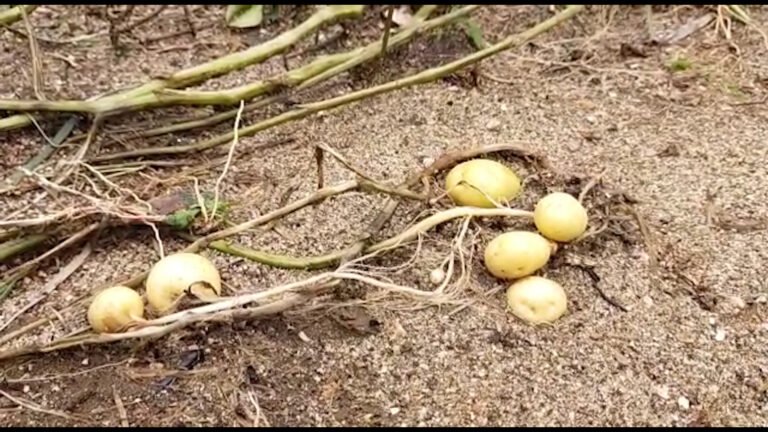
0;141;539;354
5;116;79;186
201;207;531;269
0;243;92;334
20;6;44;100
2;222;98;285
211;100;245;221
0;5;365;131
0;202;532;358
89;5;581;163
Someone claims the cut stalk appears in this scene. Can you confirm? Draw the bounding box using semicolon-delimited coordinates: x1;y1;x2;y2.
90;5;584;163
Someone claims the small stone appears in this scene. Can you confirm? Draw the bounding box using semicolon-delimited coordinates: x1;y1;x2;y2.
678;396;690;410
298;331;312;343
586;115;597;124
81;358;89;366
656;385;670;400
708;317;716;326
642;296;654;306
728;296;746;309
390;407;401;415
485;118;502;131
714;328;726;341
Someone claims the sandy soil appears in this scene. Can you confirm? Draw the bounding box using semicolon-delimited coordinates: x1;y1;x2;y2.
0;5;767;427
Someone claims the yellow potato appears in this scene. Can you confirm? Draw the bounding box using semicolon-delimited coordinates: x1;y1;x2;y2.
533;192;588;242
445;159;521;208
506;276;568;325
484;231;552;279
145;252;222;314
87;285;145;333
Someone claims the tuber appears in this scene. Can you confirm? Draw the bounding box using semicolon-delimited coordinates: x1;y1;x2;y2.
484;231;552;279
506;276;568;325
145;252;222;314
445;159;521;208
533;192;588;242
87;285;145;333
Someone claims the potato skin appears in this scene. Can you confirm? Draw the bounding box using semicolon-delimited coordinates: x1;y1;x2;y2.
145;252;221;314
87;285;144;333
445;159;521;208
533;192;588;242
484;231;552;279
506;276;568;325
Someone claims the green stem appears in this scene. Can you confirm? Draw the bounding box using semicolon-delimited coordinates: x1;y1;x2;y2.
297;5;475;90
0;234;50;263
0;5;365;129
105;5;453;138
0;5;465;114
0;5;37;26
90;5;584;163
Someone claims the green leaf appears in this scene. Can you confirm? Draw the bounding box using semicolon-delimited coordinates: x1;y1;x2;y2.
226;5;265;28
165;207;201;230
462;18;487;50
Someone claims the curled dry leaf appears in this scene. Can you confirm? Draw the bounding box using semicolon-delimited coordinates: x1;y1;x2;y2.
391;6;414;27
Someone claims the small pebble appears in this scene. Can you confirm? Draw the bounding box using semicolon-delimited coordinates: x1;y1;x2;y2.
390;407;401;415
656;385;670;400
23;385;30;393
728;296;746;309
678;396;690;410
642;296;654;306
81;358;89;366
714;328;726;341
485;118;502;131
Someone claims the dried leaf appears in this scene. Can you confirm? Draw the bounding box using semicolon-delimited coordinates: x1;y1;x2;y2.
226;5;264;28
391;5;413;27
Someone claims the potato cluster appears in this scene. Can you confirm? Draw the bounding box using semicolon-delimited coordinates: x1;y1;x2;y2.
87;252;222;334
445;158;589;325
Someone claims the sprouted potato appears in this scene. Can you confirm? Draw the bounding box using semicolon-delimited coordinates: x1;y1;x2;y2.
445;159;521;208
484;231;553;279
506;276;568;325
533;192;588;242
87;285;145;333
145;252;222;314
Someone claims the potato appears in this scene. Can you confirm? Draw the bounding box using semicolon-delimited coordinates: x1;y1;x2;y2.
484;231;553;279
145;252;222;314
506;276;568;325
87;285;145;333
533;192;588;242
445;159;521;208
